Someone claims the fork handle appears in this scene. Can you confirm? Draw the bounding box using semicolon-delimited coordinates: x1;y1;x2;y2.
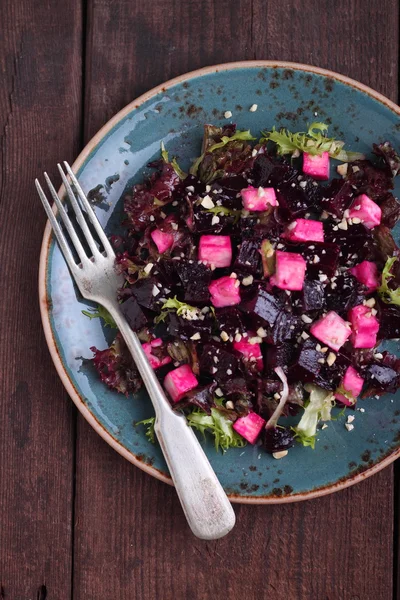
106;301;236;540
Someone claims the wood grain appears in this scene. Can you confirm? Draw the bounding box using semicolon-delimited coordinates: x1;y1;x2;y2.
74;1;399;599
0;0;82;597
75;426;394;600
396;460;400;599
254;0;399;100
83;0;255;142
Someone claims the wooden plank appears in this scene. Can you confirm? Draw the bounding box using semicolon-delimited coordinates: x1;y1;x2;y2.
255;2;399;599
75;444;393;599
0;0;82;597
75;1;398;598
396;461;400;599
253;0;399;101
83;0;254;141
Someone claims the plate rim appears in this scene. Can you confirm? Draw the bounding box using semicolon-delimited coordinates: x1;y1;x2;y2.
38;60;400;504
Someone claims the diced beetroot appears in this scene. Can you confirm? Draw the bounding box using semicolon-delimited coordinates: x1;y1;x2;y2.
283;219;324;243
302;280;325;312
233;336;264;371
198;235;232;268
335;365;364;406
348;194;382;229
120;296;148;331
302;151;330;180
233;412;266;444
284;242;339;278
270;251;306;291
348;305;379;348
209;276;241;308
200;343;238;382
142;338;172;370
310;311;352;351
164;364;198;403
321;178;355;218
241;186;277;211
150;229;174;254
234;239;261;274
350;261;380;292
240;286;282;325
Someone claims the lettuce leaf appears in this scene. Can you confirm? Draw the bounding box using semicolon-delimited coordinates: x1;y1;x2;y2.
171;158;186;179
190;129;255;177
292;385;335;449
260;239;276;277
136;417;156;443
208;129;256;153
154;296;203;324
160;141;169;163
204;205;241;217
160;142;187;179
203;205;242;224
82;304;117;328
91;333;142;395
378;257;400;306
186;407;246;452
262;122;364;162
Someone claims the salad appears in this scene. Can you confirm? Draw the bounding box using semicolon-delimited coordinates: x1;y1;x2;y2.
85;121;400;458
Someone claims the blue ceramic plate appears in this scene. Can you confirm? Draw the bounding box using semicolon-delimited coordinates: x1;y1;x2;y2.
39;61;400;503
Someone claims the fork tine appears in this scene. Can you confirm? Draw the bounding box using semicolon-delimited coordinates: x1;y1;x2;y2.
63;162;114;256
57;164;99;258
35;179;78;273
43;172;89;265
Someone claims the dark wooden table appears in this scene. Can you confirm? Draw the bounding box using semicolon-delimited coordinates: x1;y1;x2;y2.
1;1;399;598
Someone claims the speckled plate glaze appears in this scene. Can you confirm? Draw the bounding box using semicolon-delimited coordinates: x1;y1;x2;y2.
39;61;400;503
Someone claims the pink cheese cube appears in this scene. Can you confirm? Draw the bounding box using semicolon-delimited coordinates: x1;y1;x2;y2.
348;194;381;229
241;186;277;211
150;229;174;254
283;218;324;243
302;151;330;180
233;336;264;371
198;235;232;268
350;261;380;292
233;412;266;444
335;366;364;406
348;305;379;348
209;276;241;308
270;251;306;291
310;311;352;351
142;338;172;370
164;364;198;403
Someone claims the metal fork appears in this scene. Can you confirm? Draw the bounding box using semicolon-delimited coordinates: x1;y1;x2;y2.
36;162;235;540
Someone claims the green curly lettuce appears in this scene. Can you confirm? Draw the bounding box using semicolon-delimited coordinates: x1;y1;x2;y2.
135;401;245;452
82;304;117;328
160;142;187;179
293;385;335;449
208;129;256;153
203;205;242;224
187;407;246;453
204;205;241;217
261;122;365;162
154;296;203;324
378;257;400;306
136;417;156;444
190;129;256;177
